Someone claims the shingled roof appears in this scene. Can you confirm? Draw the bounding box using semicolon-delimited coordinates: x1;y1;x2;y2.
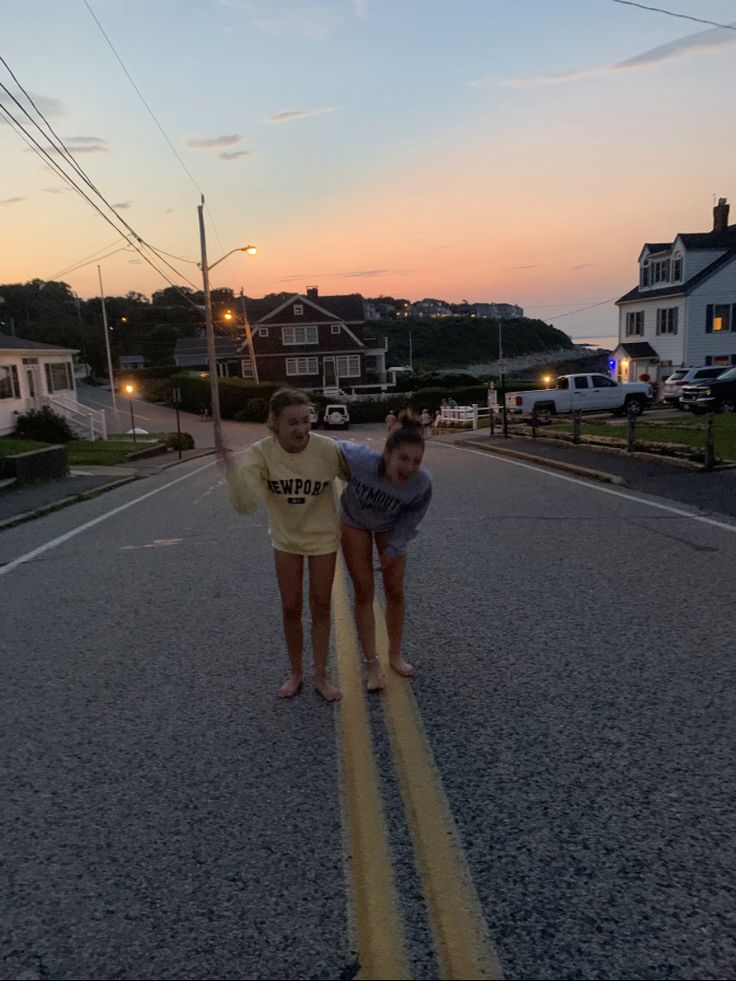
618;244;736;305
0;332;77;353
245;292;365;323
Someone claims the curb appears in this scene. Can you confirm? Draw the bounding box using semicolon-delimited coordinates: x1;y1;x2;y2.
0;476;138;531
455;439;628;485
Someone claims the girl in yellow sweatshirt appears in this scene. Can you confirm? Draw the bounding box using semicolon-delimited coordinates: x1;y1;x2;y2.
220;389;348;702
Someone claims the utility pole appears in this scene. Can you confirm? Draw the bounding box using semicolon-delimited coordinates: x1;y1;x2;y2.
97;265;119;431
498;319;508;438
198;196;223;452
240;288;259;384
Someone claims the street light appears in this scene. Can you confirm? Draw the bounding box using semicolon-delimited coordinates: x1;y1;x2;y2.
197;195;258;451
124;382;137;443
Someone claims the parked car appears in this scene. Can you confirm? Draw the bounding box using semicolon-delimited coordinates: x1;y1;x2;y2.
662;366;727;407
323;403;350;430
506;373;652;421
680;366;736;414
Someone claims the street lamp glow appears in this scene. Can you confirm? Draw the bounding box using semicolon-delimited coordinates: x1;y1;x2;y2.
124;383;135;395
543;374;551;388
244;246;258;255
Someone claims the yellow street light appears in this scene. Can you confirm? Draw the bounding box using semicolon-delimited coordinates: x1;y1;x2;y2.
543;374;551;388
123;382;138;443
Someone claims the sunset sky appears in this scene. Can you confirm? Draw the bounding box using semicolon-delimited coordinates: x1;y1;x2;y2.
2;0;736;345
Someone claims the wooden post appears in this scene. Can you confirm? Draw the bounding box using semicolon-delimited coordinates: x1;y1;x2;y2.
704;413;715;470
627;413;636;453
572;410;581;444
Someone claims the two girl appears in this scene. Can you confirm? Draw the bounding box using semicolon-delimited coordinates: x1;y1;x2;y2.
220;390;431;700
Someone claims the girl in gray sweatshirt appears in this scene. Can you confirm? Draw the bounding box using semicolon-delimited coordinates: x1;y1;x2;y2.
337;417;432;692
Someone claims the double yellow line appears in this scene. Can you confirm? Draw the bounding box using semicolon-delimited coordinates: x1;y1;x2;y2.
332;557;503;981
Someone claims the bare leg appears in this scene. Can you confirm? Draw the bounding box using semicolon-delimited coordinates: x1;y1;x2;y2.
341;523;385;692
307;552;341;702
375;533;415;678
273;549;305;697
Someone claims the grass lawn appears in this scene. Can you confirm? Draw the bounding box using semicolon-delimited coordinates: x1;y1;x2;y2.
547;414;736;460
0;436;50;456
67;440;149;466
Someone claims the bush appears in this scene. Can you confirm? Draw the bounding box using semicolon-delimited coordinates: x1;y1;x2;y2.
16;406;75;443
234;398;269;423
163;431;194;451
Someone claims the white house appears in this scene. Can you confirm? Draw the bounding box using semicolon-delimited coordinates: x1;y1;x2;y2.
614;198;736;387
0;333;106;438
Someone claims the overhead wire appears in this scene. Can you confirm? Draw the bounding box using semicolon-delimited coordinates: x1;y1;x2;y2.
49;245;134;281
0;61;202;306
83;1;244;292
610;0;736;32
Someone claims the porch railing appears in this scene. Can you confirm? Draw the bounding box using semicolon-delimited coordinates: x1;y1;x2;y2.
43;395;107;440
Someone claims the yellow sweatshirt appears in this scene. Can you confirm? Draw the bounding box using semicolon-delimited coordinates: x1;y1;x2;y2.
225;432;348;555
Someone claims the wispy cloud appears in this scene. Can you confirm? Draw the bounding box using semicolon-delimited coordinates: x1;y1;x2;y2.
44;187;66;194
278;267;408;282
218;149;252;161
65;136;106;145
353;0;367;15
218;0;336;40
505;264;539;270
0;196;25;206
25;137;108;155
0;90;64;119
571;262;596;270
112;201;132;209
494;20;736;89
267;107;338;124
186;133;242;149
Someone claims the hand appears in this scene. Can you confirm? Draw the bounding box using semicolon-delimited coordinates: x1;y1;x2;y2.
216;445;233;470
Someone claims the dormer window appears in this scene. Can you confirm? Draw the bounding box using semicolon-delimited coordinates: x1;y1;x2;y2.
651;258;670;285
672;254;683;281
641;262;650;288
293;304;303;316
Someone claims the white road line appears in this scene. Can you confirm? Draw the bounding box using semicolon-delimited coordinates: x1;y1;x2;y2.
0;459;217;578
439;442;736;534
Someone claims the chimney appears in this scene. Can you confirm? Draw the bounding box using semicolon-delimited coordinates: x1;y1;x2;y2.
713;197;730;232
306;285;318;299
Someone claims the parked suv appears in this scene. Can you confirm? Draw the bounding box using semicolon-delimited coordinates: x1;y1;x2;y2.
662;366;727;407
680;366;736;414
323;403;350;430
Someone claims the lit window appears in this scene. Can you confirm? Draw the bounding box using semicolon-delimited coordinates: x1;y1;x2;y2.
713;305;731;331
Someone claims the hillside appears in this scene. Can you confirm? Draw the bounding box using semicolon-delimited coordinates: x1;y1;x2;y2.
374;317;575;371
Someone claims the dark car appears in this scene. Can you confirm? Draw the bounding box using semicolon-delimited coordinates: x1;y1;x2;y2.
680;365;736;414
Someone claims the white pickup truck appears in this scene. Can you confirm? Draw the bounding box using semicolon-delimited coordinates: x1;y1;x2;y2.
506;373;653;420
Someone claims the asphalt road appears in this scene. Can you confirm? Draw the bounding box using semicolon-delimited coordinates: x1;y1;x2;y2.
2;422;735;980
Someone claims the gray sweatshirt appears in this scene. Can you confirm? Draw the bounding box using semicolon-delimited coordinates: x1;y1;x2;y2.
337;440;432;558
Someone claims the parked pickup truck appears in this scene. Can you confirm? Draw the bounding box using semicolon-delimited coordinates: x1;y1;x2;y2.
680;365;736;414
506;373;653;421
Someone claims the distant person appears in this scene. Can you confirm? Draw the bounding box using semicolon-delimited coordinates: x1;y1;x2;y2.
433;409;442;433
218;388;349;702
447;397;457;409
337;414;432;693
419;408;432;437
385;409;397;433
201;405;211;421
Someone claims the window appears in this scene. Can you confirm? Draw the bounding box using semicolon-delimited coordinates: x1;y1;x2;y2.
713;304;731;332
44;362;73;392
626;311;644;336
641;262;650;287
652;258;670;285
282;325;318;345
331;324;341;335
712;356;731;367
672;255;683;281
656;308;678;335
335;355;360;378
592;375;616;388
285;357;319;376
0;364;20;399
293;304;303;316
573;376;589;389
258;327;269;338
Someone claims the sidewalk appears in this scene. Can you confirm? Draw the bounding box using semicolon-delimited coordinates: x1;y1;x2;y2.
0;447;215;530
442;428;736;521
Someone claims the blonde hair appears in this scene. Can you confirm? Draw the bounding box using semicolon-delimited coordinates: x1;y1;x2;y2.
267;387;311;432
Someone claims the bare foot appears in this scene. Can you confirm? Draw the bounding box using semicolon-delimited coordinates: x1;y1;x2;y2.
366;660;386;693
389;656;416;678
278;673;303;698
314;677;342;702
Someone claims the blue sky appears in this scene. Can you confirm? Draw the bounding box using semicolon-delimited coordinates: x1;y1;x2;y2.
2;0;736;344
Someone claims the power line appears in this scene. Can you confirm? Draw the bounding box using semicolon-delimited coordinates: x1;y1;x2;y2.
82;0;204;196
610;0;736;32
82;3;251;289
0;60;201;304
548;298;619;320
49;245;133;280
